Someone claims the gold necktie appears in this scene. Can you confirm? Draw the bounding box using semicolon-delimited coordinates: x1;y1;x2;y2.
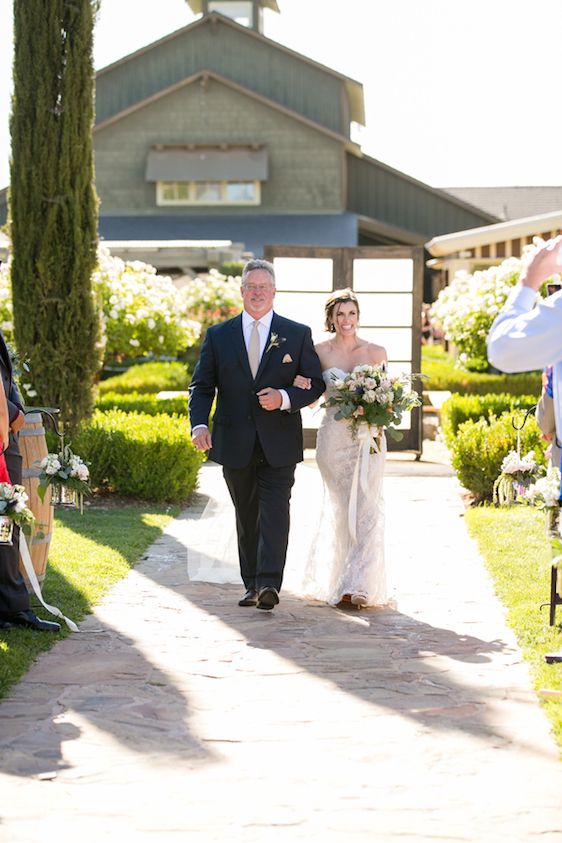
248;320;261;377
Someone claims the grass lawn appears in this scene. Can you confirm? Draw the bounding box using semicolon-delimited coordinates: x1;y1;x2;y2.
0;502;179;700
464;505;562;747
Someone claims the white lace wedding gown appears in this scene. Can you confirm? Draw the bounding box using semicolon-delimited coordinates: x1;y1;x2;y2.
301;367;390;607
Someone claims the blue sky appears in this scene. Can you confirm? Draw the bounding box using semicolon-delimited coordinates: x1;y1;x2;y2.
1;0;561;189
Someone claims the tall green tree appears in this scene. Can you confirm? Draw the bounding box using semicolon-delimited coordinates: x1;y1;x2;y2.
9;0;102;430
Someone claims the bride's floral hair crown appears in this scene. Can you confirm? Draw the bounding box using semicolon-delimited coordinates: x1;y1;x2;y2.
324;288;360;333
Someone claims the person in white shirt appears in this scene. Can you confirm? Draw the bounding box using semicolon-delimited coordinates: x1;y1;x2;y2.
488;234;562;659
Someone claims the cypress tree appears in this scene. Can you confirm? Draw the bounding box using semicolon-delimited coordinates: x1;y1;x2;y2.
9;0;102;431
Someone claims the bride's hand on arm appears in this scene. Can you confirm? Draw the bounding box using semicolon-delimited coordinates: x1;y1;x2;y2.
292;374;319;408
293;375;311;390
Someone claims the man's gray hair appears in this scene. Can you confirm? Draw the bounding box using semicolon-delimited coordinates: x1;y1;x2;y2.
241;258;276;287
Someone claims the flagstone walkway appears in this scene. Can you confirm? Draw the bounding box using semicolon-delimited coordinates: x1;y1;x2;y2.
0;442;561;842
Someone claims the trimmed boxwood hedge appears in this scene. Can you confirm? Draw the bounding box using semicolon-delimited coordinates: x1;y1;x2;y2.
71;410;204;502
99;362;190;396
440;393;538;447
96;391;188;416
422;345;541;395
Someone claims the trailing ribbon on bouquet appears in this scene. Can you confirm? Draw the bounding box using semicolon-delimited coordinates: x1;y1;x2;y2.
348;425;379;544
19;533;79;632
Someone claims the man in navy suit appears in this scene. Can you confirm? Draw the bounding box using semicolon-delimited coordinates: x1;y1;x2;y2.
189;259;325;610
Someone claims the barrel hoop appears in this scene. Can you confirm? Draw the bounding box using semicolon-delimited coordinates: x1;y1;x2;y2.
31;533;52;546
19;427;46;437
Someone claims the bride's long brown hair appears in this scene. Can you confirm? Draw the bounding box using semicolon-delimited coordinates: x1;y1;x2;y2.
324;288;360;333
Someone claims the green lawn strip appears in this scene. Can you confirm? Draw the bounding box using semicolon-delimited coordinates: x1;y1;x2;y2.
0;503;179;699
464;506;562;747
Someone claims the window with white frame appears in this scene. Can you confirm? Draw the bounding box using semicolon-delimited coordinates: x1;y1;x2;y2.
156;180;260;206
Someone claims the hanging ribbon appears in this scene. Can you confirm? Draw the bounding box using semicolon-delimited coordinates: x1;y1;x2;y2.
348;425;379;544
19;533;79;632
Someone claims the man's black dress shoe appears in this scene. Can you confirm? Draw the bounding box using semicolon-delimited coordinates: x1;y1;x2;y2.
256;586;279;611
238;589;258;607
0;610;61;632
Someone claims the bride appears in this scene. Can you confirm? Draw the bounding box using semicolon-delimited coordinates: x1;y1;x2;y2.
294;288;390;608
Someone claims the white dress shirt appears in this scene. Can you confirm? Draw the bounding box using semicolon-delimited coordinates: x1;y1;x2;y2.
487;284;562;443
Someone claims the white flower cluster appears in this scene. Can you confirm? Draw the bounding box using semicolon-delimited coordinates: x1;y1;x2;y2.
335;364;396;407
40;454;62;476
180;270;243;332
500;450;537;475
69;455;89;482
526;467;561;509
93;246;201;359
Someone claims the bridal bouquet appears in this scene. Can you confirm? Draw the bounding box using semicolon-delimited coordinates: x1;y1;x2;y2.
493;450;540;506
326;364;421;443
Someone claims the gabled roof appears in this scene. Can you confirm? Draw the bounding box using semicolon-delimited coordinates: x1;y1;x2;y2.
96;12;365;126
444;186;562;221
95;68;356;149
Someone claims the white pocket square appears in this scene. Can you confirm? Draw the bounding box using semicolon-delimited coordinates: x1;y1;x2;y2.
282;353;293;363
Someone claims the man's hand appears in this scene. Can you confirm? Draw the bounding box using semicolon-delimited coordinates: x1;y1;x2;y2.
10;410;25;434
521;235;562;291
257;387;282;411
191;427;212;451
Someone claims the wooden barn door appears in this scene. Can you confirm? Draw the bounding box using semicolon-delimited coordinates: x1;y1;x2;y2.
263;245;423;456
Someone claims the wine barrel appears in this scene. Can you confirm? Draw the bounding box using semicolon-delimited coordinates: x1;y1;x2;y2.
18;413;53;590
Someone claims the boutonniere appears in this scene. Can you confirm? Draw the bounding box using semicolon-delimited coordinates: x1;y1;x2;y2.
265;332;286;353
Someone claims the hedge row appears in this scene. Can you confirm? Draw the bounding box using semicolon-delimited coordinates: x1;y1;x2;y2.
71;410;204;502
96;391;188;416
423;358;541;395
99;361;190;395
440;393;538;447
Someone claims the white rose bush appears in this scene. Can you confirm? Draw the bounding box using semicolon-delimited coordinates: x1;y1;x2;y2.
93;246;201;362
180;269;243;339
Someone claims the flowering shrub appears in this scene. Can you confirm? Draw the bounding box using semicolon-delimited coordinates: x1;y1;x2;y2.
93;246;201;362
430;238;561;371
181;269;242;338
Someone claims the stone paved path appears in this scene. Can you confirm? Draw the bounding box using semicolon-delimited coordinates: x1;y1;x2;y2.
1;444;561;842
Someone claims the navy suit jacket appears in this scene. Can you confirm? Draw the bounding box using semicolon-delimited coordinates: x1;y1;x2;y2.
188;312;325;469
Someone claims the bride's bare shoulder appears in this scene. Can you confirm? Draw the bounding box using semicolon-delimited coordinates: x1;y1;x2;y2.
365;341;387;365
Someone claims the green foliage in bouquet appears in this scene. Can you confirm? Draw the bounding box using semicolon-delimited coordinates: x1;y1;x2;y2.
72;410;204;502
98;362;190;396
440;393;538;447
36;445;91;504
449;411;547;502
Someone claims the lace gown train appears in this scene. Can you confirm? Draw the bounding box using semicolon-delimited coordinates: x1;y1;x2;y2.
301;367;390;607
